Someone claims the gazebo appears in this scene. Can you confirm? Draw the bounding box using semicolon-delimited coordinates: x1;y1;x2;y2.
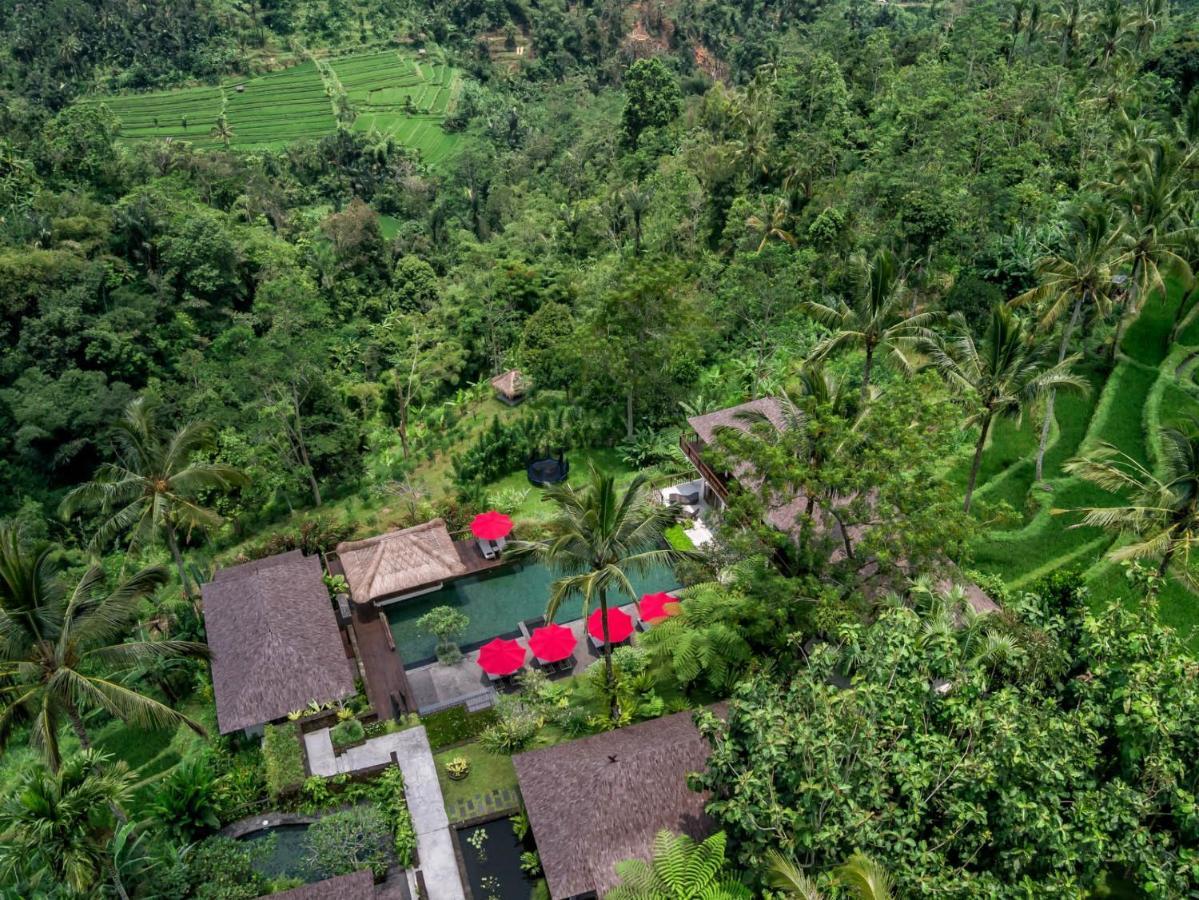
491;369;527;405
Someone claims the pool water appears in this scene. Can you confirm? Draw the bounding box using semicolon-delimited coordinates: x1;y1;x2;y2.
387;561;676;666
456;818;538;900
241;823;311;881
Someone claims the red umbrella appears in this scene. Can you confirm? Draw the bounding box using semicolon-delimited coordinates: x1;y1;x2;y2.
476;638;526;676
528;623;577;663
470;511;514;541
587;607;634;644
639;592;681;623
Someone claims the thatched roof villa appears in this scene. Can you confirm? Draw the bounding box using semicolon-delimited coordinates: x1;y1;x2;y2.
336;519;470;606
514;706;725;899
201;550;356;736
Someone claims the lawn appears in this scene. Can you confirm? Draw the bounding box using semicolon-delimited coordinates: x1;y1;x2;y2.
433;741;520;821
479;447;638;521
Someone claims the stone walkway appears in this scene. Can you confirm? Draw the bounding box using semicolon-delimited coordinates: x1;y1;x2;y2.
304;726;465;900
448;786;520;823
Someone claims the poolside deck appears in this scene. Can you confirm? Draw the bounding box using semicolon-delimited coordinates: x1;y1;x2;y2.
351;600;418;716
452;539;506;575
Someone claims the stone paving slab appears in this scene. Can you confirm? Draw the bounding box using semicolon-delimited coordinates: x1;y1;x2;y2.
449;787;519;823
303;726;465;900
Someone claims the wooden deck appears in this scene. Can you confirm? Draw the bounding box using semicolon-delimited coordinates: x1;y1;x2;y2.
453;539;507;576
350;600;417;718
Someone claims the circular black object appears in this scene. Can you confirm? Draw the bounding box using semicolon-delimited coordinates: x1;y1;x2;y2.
527;454;569;486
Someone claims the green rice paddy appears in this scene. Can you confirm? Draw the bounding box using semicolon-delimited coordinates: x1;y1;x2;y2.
78;49;464;165
964;281;1199;644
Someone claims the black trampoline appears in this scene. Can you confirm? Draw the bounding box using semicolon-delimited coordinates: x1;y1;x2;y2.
527;450;569;486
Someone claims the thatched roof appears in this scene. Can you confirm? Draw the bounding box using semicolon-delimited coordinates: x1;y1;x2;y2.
202;550;356;734
336;519;468;605
514;706;725;899
686;397;787;445
490;368;527;399
261;870;374;899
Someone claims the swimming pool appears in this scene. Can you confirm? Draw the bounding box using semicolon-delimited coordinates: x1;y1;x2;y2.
386;561;676;666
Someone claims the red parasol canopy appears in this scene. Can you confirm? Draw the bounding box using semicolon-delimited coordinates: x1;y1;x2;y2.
476;637;526;676
471;510;514;541
638;592;681;623
528;623;577;663
587;607;634;644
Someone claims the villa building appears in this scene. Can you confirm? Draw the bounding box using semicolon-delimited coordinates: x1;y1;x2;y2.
514;706;726;899
335;519;471;606
201;550;356;737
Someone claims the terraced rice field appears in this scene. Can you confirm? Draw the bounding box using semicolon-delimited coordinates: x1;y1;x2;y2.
77;49;464;164
961;281;1199;644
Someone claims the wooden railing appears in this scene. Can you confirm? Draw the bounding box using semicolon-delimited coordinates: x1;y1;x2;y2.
679;435;730;502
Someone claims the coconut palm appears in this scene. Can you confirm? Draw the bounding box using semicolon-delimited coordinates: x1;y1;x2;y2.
746;196;796;253
1061;419;1199;589
0;749;134;897
608;830;752;899
767;850;894;899
921;305;1088;513
209;114;235;148
804;250;938;400
60;396;247;599
507;466;691;719
0;525;209;772
1015;201;1120;481
1108;139;1195;349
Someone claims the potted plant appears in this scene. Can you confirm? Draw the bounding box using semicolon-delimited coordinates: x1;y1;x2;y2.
417;606;470;665
444;756;471;781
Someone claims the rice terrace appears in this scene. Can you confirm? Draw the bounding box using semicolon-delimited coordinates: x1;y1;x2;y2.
78;48;464;164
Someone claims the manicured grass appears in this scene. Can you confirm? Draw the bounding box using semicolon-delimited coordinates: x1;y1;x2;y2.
433;742;520;821
481;447;638;521
665;524;696;551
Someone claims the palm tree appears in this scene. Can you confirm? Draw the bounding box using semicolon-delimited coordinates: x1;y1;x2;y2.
1061;419;1199;590
0;525;209;772
209;114;235;148
0;749;134;897
1108;139;1195;349
608;830;751;899
746;196;796;253
507;466;691;719
60;396;247;599
767;850;894;899
921;305;1088;513
1015;202;1120;481
804;250;938;400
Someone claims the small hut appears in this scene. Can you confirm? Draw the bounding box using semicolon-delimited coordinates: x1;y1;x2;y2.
490;369;527;405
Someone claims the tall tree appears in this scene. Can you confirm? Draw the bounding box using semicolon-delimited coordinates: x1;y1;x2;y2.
1015;202;1119;481
0;525;208;772
0;749;134;897
1062;419;1199;588
921;305;1087;513
804;250;937;400
621;57;682;147
508;466;689;719
59;396;247;598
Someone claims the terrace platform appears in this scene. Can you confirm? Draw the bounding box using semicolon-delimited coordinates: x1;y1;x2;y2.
658;478;715;547
405;603;645;713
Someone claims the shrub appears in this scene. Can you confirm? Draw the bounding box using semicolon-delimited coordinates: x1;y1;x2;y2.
444;756;471;779
151;757;221;842
262;724;305;800
369;767;417;868
422;706;498;749
478;698;542;754
185;836;268;900
302;805;391;879
330;718;366;750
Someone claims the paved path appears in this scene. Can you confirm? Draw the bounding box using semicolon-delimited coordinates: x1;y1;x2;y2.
448;787;520;824
304;726;465;900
